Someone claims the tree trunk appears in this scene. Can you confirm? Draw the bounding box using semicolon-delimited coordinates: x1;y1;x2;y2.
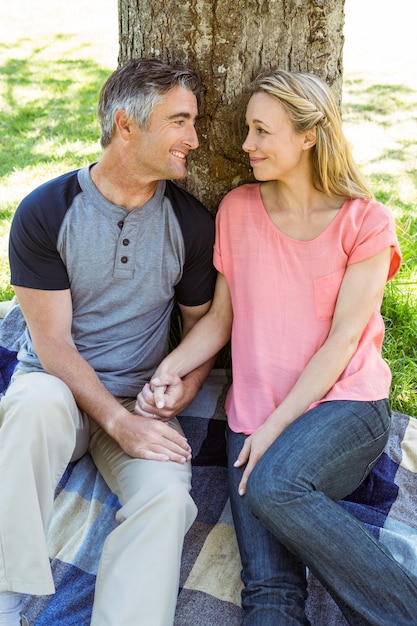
118;0;345;212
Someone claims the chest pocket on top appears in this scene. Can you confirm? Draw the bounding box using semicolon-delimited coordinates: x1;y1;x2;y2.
313;268;345;321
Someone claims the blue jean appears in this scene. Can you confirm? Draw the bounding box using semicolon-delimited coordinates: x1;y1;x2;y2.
227;400;417;626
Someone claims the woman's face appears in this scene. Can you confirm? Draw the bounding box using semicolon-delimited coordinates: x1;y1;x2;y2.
243;91;308;182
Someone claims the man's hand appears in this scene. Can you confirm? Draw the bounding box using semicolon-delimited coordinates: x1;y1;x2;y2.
135;373;194;420
110;411;191;464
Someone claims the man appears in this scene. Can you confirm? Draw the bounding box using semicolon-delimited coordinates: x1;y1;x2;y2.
0;58;216;626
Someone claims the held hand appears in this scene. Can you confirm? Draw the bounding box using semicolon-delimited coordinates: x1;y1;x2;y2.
234;420;283;496
112;412;192;464
135;373;191;420
152;373;186;411
135;382;167;419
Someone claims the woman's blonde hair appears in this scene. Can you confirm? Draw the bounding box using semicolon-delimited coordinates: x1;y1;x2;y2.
250;70;373;199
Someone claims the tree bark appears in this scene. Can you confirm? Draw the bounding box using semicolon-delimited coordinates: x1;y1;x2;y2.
118;0;345;212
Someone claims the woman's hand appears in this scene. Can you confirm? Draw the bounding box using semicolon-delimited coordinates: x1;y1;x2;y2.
135;374;191;420
234;418;285;496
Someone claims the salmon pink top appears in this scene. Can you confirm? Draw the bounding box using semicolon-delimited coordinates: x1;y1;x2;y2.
213;183;401;434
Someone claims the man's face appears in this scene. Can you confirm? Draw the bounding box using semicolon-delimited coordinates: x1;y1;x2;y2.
135;85;199;181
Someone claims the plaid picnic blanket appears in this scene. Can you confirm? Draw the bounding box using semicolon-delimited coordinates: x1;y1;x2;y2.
0;306;416;625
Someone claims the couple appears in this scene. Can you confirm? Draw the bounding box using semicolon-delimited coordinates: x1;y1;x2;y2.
0;57;416;626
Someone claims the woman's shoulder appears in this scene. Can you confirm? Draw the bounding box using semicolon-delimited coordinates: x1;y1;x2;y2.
220;182;260;205
346;196;393;218
340;197;396;234
216;184;262;233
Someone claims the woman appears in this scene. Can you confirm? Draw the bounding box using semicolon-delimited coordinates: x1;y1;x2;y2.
136;70;417;625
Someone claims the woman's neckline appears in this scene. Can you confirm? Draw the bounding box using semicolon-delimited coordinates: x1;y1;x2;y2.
255;182;351;243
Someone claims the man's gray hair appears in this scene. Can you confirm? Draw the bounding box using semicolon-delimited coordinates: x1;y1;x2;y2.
97;58;201;148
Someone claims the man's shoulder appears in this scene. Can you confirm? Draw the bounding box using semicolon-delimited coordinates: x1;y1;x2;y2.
18;168;82;214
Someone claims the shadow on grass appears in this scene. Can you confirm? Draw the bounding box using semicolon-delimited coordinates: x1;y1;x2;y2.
0;37;112;298
343;78;417;215
370;174;417;208
343;78;417;123
0;50;110;177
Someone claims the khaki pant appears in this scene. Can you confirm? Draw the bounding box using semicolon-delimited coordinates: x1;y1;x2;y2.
0;370;196;626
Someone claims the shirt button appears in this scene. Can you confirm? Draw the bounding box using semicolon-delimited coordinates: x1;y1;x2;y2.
122;238;130;246
121;256;128;264
118;220;124;229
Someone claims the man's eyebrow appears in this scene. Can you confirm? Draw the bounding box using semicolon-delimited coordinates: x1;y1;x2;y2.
167;112;193;120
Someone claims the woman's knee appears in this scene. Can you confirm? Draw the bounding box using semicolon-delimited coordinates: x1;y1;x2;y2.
246;461;276;518
246;450;304;522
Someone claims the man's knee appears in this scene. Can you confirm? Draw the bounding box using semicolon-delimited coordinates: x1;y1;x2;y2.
6;370;71;402
1;371;79;441
162;481;197;524
118;479;197;531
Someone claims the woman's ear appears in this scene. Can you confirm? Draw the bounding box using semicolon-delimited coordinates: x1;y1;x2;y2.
302;126;317;150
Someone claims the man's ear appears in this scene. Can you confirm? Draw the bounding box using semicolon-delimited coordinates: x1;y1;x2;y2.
303;126;317;150
114;110;134;139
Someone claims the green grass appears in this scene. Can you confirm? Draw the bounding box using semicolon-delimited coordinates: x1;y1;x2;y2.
0;39;110;300
0;36;416;415
342;78;417;416
380;213;417;415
